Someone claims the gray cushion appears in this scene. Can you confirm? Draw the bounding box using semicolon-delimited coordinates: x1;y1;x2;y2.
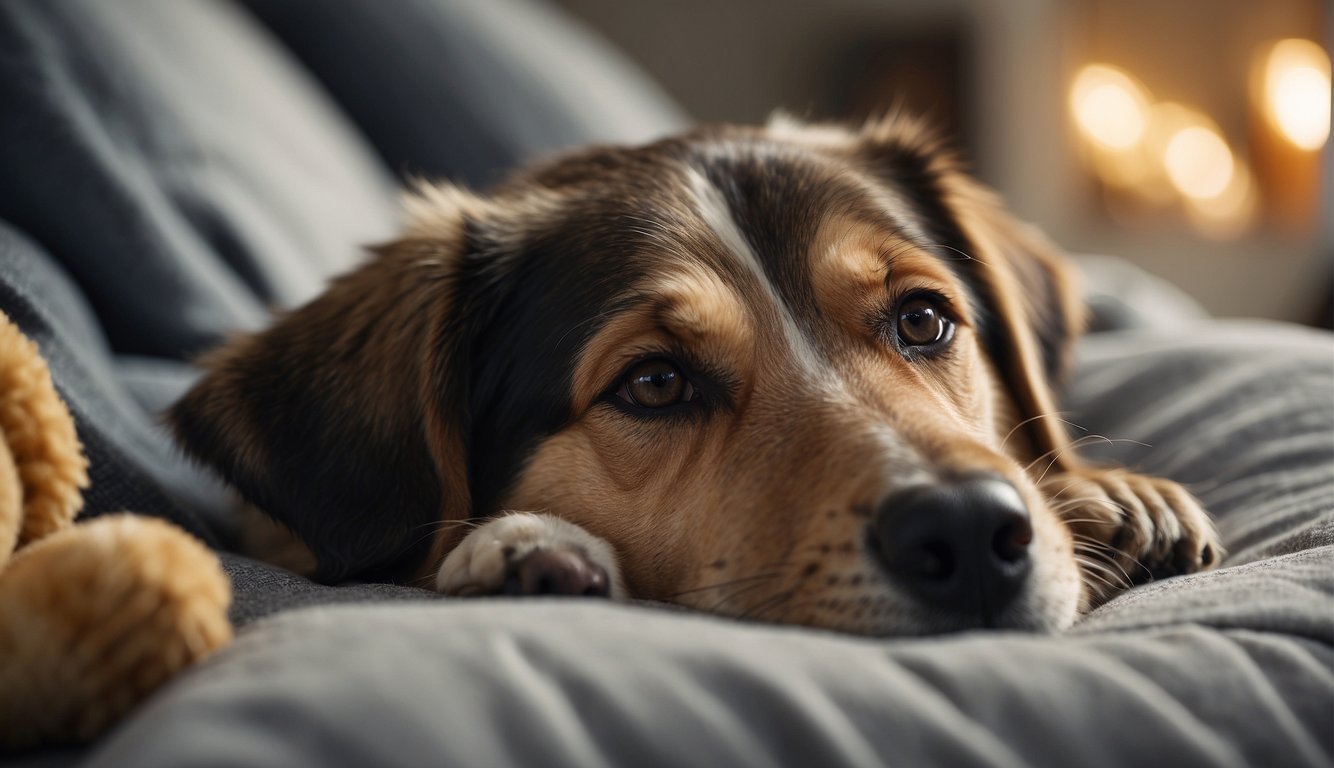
241;0;690;189
0;0;398;360
81;321;1334;768
0;1;1327;764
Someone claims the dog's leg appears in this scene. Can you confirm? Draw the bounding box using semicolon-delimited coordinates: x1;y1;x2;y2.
1039;469;1223;610
435;513;623;599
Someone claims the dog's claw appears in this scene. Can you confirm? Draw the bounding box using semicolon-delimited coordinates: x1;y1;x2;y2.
1040;469;1223;609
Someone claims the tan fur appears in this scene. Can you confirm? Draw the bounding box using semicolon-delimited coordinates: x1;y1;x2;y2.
176;116;1220;635
935;173;1088;463
0;515;232;746
502;189;1085;632
0;310;232;748
0;317;87;557
237;501;318;576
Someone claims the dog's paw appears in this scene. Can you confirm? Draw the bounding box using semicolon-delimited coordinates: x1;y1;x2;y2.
1039;468;1222;608
434;512;622;599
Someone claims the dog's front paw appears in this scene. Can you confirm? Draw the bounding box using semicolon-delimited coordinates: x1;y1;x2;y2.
435;512;622;599
1040;469;1222;608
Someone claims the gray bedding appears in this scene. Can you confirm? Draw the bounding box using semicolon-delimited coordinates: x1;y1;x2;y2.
80;322;1334;768
0;0;1329;765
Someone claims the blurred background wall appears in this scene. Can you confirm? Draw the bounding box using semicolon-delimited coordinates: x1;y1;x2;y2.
555;0;1331;325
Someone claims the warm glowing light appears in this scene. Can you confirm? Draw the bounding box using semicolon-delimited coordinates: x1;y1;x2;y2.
1263;39;1331;151
1071;65;1152;151
1163;123;1235;200
1186;160;1258;239
1087;145;1156;191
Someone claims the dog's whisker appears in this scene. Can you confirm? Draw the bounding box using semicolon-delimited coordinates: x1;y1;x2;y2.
1071;533;1124;554
1061;518;1119;528
705;577;785;614
1072;544;1136;581
1051;496;1130;515
1074;545;1144;584
1028;434;1152;482
1074;555;1128;589
1077;568;1122;595
1000;411;1084;455
1027;435;1109;476
413;517;484;533
920;240;984;266
402;517;486;551
1029;434;1136;477
666;571;780;599
1042;479;1087;505
739;587;799;623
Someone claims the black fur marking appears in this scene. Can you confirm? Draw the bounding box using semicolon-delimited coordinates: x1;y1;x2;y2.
1027;256;1068;381
699;148;826;326
462;200;671;515
856;143;1004;384
171;341;441;584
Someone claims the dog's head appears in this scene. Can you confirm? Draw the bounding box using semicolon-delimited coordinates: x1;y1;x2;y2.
172;115;1087;635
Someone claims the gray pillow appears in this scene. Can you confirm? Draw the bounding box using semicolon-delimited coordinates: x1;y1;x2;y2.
78;321;1333;768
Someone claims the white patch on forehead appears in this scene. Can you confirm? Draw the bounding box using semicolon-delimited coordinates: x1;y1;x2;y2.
683;168;831;385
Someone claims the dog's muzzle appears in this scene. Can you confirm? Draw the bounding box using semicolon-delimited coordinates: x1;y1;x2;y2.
871;475;1033;622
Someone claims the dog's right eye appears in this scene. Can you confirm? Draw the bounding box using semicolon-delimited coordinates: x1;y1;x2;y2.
895;294;954;351
617;359;697;409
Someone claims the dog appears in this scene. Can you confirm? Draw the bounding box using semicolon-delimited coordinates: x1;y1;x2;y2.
170;114;1221;636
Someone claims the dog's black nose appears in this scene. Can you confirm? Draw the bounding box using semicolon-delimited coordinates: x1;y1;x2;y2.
505;549;611;598
872;476;1033;618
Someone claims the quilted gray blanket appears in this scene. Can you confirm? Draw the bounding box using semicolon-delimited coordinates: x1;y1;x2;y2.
68;321;1334;768
1;0;1329;765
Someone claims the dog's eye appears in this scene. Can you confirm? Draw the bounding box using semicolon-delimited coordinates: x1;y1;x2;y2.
618;359;697;409
896;296;952;348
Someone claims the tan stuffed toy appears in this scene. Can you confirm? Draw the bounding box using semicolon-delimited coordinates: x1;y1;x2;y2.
0;310;232;748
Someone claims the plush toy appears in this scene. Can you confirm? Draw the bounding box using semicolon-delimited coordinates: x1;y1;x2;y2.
0;310;232;748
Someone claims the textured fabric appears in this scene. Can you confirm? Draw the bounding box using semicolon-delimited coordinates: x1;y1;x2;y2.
0;0;397;359
222;553;436;626
1077;254;1208;332
0;224;233;542
242;0;691;189
78;321;1334;768
0;0;1329;765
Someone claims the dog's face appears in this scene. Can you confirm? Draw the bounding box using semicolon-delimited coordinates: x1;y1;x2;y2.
173;116;1087;636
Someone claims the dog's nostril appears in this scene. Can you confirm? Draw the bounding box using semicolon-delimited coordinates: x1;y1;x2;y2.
915;540;955;581
872;475;1034;616
992;512;1033;563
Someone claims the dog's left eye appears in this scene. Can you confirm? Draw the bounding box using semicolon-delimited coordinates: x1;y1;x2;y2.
896;295;954;349
617;359;698;409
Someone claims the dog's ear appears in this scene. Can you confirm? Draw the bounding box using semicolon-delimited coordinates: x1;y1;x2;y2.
938;178;1086;465
849;114;1086;465
170;184;489;582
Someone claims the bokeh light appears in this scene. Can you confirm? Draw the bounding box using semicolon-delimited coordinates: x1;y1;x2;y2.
1263;39;1331;151
1185;159;1258;240
1163;123;1235;200
1070;65;1152;151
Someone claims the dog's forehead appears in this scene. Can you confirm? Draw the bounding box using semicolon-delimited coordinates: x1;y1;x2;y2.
517;135;937;310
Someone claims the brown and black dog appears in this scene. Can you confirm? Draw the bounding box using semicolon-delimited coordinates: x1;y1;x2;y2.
171;115;1221;636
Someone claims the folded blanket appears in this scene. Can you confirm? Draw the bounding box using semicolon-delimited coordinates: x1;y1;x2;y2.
0;1;1328;765
75;320;1334;768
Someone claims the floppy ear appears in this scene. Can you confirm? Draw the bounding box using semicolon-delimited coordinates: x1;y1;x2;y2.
851;115;1086;466
937;175;1086;465
170;185;487;583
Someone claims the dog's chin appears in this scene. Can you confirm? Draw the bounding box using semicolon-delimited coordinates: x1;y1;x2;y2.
750;585;1079;638
836;605;1075;638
